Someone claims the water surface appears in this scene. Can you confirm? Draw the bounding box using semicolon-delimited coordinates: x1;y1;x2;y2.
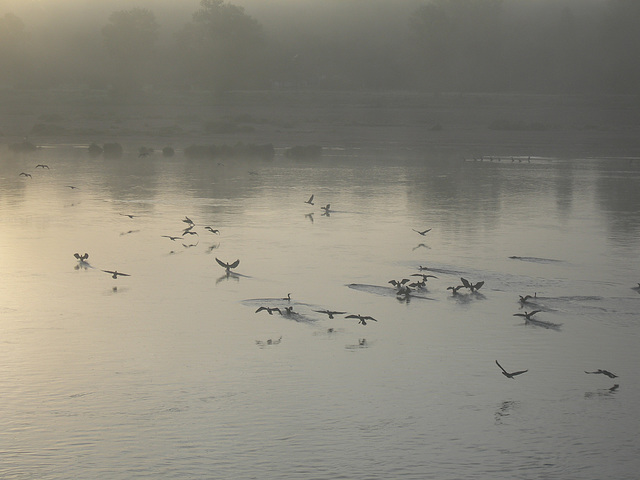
1;147;639;479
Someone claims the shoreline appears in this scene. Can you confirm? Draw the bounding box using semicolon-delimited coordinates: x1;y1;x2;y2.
1;89;639;159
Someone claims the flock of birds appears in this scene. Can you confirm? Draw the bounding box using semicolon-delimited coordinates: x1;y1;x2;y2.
13;158;624;390
59;175;626;384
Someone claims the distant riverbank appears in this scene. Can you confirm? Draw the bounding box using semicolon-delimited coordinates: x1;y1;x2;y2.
1;89;639;159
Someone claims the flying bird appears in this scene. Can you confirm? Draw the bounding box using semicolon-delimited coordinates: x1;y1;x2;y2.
19;172;32;178
102;270;130;279
447;285;465;295
495;360;528;379
412;228;431;236
216;258;240;272
411;273;437;281
161;235;182;241
204;226;220;234
119;213;136;219
513;310;542;321
345;314;378;326
460;277;484;292
313;310;346;319
255;306;282;315
35;164;49;169
66;185;78;189
304;194;314;205
73;253;89;261
585;369;618;379
183;216;194;225
519;294;537;304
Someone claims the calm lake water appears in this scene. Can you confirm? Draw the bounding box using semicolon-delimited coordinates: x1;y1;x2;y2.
1;146;639;479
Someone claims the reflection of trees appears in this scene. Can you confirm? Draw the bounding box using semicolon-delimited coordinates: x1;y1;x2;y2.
595;164;640;241
553;161;575;220
406;158;502;234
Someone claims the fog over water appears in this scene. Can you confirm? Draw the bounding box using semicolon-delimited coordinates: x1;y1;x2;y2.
1;0;640;478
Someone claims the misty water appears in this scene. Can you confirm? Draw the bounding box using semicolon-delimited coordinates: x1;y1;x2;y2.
1;146;639;479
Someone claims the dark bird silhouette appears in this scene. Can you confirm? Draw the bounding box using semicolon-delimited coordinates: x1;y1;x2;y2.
255;306;282;315
35;164;49;169
412;228;431;236
320;204;332;216
183;231;198;236
19;172;32;178
411;273;437;281
418;265;432;271
182;225;195;235
66;185;78;189
119;213;136;219
204;226;220;234
161;235;182;241
182;242;198;248
388;279;410;287
74;253;89;261
496;360;528;379
314;310;346;319
461;277;484;292
513;310;542;321
345;314;378;325
102;270;130;279
283;293;291;302
519;293;537;304
216;258;240;272
585;369;618;378
283;306;296;315
183;216;194;225
305;194;314;205
447;285;465;295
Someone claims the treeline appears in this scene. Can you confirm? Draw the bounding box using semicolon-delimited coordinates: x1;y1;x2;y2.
0;0;638;95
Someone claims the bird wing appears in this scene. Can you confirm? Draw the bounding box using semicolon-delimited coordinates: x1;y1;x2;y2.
272;308;282;314
460;277;471;288
364;316;378;322
602;370;618;378
511;369;528;377
102;270;116;274
529;310;541;317
345;315;359;319
473;281;484;290
119;272;131;277
422;228;432;234
495;360;508;374
256;307;267;313
74;253;81;259
513;313;526;317
229;259;240;269
215;258;228;269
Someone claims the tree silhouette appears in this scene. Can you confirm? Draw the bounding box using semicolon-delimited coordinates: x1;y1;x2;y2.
0;13;30;85
176;0;266;94
102;8;159;95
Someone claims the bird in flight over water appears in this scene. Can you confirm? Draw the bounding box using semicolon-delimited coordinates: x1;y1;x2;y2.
346;314;378;326
585;369;618;378
314;310;346;319
495;360;528;379
305;194;314;205
35;164;49;169
255;306;282;315
513;310;541;321
216;258;240;272
102;270;131;279
461;277;484;292
412;228;431;236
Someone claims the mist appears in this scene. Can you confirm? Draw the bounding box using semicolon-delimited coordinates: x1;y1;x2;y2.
0;0;637;95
